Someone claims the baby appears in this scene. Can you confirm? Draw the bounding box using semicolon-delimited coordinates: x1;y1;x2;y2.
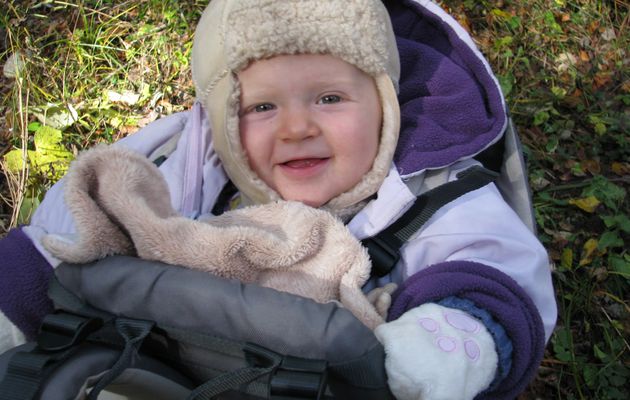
188;1;555;399
0;0;557;399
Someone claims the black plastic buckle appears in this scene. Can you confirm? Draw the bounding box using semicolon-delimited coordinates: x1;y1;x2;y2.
244;344;328;400
37;311;103;352
270;356;328;400
362;235;401;278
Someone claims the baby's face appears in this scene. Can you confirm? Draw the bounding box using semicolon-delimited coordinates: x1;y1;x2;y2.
238;54;382;207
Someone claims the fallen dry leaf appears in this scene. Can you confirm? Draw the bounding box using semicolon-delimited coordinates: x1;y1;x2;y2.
579;238;599;266
592;72;613;89
556;52;578;72
582;159;601;175
107;90;140;106
569;196;601;213
3;52;25;79
611;162;630;175
601;28;616;41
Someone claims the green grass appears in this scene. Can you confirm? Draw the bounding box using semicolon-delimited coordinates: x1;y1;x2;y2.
0;0;201;225
1;0;629;398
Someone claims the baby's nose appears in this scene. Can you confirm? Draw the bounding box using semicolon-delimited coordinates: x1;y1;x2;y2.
279;107;319;141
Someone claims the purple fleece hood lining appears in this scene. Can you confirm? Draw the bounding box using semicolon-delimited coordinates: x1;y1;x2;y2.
389;260;545;400
0;228;54;339
386;0;507;177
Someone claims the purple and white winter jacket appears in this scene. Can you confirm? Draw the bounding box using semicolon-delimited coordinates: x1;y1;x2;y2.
0;1;556;398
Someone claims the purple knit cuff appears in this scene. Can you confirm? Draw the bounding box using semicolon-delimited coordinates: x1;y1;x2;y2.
389;261;545;400
0;228;54;339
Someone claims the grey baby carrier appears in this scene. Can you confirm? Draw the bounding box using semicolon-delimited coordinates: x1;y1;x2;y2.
0;257;392;400
0;0;537;398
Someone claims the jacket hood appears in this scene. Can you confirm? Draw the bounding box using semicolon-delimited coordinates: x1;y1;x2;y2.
387;0;507;178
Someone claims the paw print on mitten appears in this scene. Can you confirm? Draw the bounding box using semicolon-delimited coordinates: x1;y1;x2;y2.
417;310;484;362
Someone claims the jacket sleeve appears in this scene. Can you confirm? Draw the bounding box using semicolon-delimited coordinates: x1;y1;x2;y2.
389;261;545;400
382;177;556;399
0;111;196;342
0;228;54;340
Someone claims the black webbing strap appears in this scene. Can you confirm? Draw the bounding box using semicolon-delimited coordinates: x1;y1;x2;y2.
87;318;155;399
0;313;154;400
0;349;74;400
363;166;499;277
211;181;239;216
187;343;282;400
188;343;328;400
0;312;103;400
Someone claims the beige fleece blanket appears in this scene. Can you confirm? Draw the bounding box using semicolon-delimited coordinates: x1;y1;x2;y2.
42;145;392;329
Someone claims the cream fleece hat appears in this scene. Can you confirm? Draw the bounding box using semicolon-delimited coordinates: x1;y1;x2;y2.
192;0;401;213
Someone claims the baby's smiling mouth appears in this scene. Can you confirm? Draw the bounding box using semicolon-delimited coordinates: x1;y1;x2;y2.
282;158;328;168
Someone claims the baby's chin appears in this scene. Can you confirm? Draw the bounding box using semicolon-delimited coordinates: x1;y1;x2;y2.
284;197;326;209
278;193;330;209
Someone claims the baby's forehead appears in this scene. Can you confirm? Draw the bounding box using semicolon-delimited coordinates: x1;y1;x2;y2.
238;54;371;78
236;54;376;94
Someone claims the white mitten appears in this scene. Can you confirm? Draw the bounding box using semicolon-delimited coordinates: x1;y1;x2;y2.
374;303;498;400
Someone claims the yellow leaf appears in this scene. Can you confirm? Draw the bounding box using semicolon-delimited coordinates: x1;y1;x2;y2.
579;238;599;266
3;149;27;172
611;162;630;175
561;248;573;269
33;125;63;152
569;196;600;213
491;9;512;19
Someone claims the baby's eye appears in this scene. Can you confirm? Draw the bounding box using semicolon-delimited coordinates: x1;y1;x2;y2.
253;103;275;113
318;95;341;104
